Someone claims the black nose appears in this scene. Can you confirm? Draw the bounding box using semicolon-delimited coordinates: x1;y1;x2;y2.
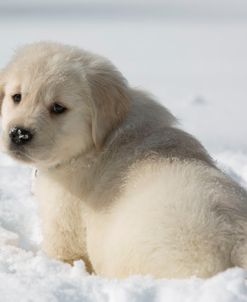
9;127;33;145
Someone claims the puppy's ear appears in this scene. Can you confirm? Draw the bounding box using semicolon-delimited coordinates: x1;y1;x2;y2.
86;60;130;149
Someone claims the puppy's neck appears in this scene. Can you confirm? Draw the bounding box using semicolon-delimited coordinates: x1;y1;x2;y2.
53;151;96;172
36;149;98;198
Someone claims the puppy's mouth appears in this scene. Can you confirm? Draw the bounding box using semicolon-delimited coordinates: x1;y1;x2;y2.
7;146;34;163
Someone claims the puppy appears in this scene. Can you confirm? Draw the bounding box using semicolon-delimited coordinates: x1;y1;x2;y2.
0;42;247;278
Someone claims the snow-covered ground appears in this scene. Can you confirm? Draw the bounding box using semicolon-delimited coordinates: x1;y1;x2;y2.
1;1;247;301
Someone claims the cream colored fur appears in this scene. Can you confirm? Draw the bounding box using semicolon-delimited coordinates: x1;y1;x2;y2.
1;42;247;278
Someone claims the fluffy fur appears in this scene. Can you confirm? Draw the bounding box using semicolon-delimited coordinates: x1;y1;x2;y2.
1;42;247;278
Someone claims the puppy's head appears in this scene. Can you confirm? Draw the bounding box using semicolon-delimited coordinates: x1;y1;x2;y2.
0;42;130;167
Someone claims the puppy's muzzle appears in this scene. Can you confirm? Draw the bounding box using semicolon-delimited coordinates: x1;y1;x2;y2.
9;127;34;145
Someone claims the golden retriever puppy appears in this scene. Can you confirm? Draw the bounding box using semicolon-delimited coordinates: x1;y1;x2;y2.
0;42;247;278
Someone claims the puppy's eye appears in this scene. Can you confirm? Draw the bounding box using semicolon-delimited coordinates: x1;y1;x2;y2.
51;103;67;114
12;94;22;104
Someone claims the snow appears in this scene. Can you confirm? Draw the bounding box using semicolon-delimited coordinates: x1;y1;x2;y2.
1;1;247;301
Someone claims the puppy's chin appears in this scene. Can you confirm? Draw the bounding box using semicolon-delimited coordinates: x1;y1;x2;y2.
7;146;34;164
6;144;65;168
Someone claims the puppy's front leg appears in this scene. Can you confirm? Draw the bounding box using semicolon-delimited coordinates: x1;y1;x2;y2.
34;172;93;273
40;216;93;273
